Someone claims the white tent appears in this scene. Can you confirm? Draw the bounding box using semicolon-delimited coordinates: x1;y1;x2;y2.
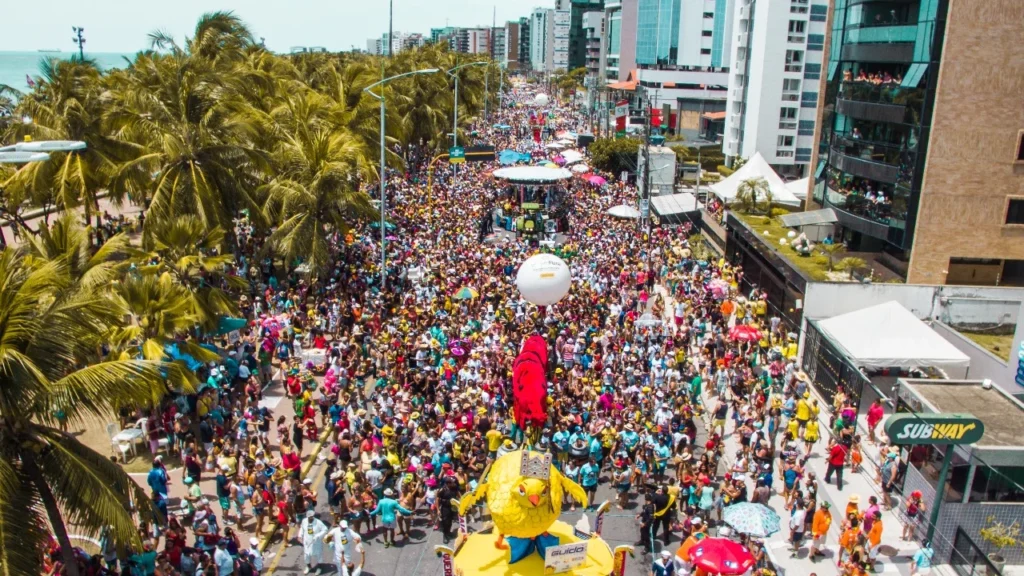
709;152;802;206
606;204;641;219
816;301;970;378
786;177;810;200
561;149;584;165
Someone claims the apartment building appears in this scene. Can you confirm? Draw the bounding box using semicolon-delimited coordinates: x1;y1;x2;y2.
723;0;828;178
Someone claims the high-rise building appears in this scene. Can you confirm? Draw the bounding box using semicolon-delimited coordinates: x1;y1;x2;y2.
723;0;828;177
518;17;532;69
603;0;639;82
530;8;553;72
502;22;520;69
491;27;507;62
430;26;458;50
455;28;491;54
635;0;679;66
366;38;383;55
808;0;1024;284
582;11;605;78
557;0;605;71
553;8;571;72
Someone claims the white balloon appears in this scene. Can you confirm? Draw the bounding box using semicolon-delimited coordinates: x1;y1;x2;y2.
534;93;550;107
516;253;571;306
787;230;797;238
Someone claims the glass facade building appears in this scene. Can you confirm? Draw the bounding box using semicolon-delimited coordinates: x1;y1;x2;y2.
636;0;680;65
813;0;948;260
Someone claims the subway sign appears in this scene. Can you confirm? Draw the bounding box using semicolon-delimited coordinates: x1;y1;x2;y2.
884;413;985;446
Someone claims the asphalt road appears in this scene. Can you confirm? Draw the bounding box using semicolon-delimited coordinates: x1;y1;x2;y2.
264;418;709;576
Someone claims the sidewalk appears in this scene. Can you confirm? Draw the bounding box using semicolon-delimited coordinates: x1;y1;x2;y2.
653;284;925;576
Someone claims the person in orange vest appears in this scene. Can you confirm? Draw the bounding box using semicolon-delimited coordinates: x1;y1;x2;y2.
810;501;833;559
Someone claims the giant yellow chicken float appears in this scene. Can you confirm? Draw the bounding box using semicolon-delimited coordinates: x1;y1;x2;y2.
435;450;633;576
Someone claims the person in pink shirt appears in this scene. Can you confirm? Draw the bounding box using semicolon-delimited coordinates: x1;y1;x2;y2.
866;398;885;444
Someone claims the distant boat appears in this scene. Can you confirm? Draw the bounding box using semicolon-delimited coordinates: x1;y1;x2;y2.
37;49;61;53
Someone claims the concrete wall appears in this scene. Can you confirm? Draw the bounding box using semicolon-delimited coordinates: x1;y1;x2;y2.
801;283;1024;395
929;322;1012;386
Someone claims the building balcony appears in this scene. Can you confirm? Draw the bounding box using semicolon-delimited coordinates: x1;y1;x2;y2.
844;24;917;45
828;145;899;183
787;34;806;44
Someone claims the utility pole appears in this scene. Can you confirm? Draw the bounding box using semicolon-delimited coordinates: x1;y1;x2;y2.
72;27;85;60
642;85;653;272
388;0;394;57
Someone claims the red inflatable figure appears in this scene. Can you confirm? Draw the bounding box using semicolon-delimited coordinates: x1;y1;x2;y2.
512;335;550;433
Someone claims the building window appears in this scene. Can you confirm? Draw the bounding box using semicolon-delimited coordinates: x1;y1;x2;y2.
778;135;794;147
702;30;713;37
798;120;815;136
1017;130;1024;163
785;50;803;72
783;79;801;92
703;11;714;18
1006;198;1024;225
780;108;797;120
701;48;712;55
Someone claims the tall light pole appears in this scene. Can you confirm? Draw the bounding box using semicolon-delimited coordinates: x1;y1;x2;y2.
446;61;487;183
363;68;439;291
72;27;85;59
0;139;87;247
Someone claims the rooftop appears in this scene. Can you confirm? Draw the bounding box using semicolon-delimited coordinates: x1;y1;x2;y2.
902;380;1024;447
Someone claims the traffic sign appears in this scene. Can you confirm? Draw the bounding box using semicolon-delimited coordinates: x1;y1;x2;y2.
449;146;465;164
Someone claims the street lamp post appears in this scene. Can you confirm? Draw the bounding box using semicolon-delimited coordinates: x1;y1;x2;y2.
363;68;439;291
446;61;487;184
0;139;87;247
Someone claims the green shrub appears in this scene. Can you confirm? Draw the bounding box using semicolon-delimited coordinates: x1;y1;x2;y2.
717;165;734;177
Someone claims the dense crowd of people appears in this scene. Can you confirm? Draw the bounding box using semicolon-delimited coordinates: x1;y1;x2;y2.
40;81;919;576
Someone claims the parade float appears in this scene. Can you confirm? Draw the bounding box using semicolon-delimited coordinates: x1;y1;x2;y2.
435;450;634;575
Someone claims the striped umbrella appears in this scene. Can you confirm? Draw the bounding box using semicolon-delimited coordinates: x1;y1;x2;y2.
453;286;479;300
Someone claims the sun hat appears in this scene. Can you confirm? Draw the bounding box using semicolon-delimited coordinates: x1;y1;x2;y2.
384;488;394;497
249;537;260;547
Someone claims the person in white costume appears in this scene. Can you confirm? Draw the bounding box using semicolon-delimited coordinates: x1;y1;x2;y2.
324;519;365;576
300;509;328;574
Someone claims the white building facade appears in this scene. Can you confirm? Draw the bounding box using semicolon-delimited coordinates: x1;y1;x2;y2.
552;8;571;72
723;0;828;177
530;8;552;72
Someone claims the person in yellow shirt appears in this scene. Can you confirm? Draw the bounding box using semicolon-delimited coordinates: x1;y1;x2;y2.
485;425;504;458
803;419;820;458
795;395;811;431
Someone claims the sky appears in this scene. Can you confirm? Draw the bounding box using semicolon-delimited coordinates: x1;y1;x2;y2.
0;0;548;53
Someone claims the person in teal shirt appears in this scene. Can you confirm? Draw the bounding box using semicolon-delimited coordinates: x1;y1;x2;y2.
129;541;158;576
617;424;640;455
588;436;603;463
580;457;600;510
369;488;412;548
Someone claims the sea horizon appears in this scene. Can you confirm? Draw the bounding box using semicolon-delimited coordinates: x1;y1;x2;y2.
0;50;138;92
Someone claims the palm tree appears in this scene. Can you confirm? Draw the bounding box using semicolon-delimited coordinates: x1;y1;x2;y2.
4;57;138;239
139;215;246;332
735;176;771;214
261;106;377;274
822;242;847;271
0;250;194;576
107;52;268;235
24;212;134;293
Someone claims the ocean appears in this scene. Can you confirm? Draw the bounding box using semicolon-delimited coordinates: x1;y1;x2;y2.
0;51;136;92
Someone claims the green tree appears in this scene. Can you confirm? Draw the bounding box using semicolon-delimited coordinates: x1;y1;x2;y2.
590;136;643;176
822;242;847;271
261;104;378;275
0;249;193;576
735;177;771;214
138;215;246;332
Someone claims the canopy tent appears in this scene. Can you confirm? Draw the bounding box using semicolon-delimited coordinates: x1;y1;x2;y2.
651;192;703;225
709;152;802;207
606;204;641;219
492;166;574;183
786;177;810;200
498;149;530;165
816;301;970;378
561;150;584;165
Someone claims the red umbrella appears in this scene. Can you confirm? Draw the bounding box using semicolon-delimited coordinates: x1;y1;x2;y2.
689;537;755;575
728;324;762;343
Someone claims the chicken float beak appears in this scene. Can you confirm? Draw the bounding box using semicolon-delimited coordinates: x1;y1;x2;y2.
528;494;540;507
